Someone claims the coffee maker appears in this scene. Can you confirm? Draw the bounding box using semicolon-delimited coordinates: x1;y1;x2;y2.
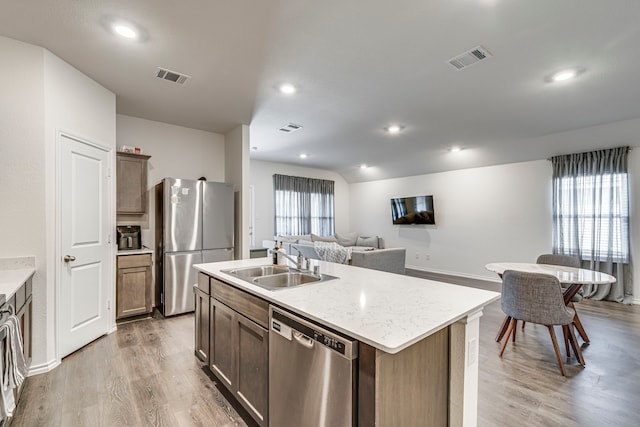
116;225;141;250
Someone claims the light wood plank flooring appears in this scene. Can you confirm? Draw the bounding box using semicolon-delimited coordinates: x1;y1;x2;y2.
12;311;250;427
408;269;640;427
12;272;640;426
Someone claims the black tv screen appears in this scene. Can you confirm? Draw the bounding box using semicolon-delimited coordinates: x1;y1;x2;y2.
391;195;435;225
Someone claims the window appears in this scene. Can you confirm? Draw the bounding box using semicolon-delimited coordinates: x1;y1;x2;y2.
273;174;335;236
552;148;629;263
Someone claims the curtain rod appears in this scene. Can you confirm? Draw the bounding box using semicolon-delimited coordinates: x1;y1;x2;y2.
547;146;633;161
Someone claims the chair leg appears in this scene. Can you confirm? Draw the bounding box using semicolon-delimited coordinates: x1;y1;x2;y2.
547;325;567;377
567;324;585;366
496;315;512;342
499;318;516;357
562;325;570;358
522;321;526;329
569;302;590;344
512;320;517;342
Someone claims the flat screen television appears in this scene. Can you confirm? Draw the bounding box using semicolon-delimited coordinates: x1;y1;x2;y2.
391;195;435;225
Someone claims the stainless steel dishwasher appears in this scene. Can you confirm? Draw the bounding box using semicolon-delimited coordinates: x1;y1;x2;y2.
269;306;358;427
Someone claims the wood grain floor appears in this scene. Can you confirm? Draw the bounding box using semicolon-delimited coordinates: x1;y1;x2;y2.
12;311;249;427
12;272;640;426
408;268;640;427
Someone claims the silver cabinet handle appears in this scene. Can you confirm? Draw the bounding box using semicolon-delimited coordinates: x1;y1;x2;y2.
64;255;76;262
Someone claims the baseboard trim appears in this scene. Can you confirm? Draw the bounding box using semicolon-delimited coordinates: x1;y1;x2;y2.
28;358;60;376
633;297;640;305
406;265;501;283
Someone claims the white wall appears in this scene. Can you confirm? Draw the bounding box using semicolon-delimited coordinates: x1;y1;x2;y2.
0;37;47;366
226;125;250;259
115;114;226;249
349;160;553;280
0;36;117;371
250;160;351;245
43;51;116;369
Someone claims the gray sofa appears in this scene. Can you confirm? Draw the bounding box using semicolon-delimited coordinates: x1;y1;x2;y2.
263;233;406;274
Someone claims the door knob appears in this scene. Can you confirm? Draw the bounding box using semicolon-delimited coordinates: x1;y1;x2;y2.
64;255;76;262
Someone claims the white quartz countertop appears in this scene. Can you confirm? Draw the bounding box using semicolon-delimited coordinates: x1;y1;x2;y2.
194;258;500;354
117;247;154;256
0;268;35;300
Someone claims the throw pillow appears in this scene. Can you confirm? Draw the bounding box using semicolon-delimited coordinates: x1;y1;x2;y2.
335;232;357;247
356;235;379;249
311;233;338;243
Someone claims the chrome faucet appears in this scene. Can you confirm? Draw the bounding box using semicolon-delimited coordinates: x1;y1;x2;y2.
273;248;307;270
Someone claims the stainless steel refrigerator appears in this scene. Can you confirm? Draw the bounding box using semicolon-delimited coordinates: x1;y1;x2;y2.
155;178;234;316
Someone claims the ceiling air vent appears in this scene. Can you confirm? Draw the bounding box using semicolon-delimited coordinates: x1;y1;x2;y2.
279;123;303;133
155;67;191;85
447;46;492;71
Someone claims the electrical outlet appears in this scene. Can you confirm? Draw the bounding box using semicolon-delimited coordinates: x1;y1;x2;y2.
425;254;430;261
415;252;420;260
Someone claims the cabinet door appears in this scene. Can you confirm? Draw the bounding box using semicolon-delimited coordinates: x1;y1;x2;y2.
116;153;149;214
236;315;269;427
117;266;151;319
16;297;32;366
195;288;209;363
210;298;235;389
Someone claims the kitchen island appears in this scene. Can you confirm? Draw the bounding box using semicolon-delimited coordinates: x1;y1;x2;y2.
194;257;500;427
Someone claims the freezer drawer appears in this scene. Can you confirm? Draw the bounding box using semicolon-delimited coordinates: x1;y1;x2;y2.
269;307;358;427
163;251;201;316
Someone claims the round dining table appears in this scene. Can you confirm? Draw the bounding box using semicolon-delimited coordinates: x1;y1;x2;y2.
485;262;616;345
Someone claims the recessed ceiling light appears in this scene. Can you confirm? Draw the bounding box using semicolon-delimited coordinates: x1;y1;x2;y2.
450;146;462;153
546;67;585;83
279;83;297;94
113;24;138;39
299;153;308;159
360;164;368;169
386;125;402;134
552;69;576;82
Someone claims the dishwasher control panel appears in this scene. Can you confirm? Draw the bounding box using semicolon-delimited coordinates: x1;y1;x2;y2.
271;309;348;355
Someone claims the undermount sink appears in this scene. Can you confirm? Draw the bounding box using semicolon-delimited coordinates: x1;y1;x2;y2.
225;265;290;278
222;265;337;290
253;272;321;288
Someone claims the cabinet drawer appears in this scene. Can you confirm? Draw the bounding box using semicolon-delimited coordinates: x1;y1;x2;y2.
198;272;210;295
211;278;269;328
118;253;152;269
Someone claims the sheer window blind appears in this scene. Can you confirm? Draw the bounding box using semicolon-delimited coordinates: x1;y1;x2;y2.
273;174;335;236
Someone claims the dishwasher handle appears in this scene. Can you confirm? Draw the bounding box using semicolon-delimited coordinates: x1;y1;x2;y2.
293;331;314;348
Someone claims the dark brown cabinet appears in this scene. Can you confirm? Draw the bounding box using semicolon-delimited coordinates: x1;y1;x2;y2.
235;312;269;423
116;152;151;214
195;273;210;363
209;298;235;389
199;275;269;427
116;253;153;319
8;277;32;367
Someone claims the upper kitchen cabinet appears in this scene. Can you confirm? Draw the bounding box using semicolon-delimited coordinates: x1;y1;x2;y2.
116;152;151;214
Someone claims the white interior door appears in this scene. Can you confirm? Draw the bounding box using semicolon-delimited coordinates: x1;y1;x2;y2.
59;133;112;358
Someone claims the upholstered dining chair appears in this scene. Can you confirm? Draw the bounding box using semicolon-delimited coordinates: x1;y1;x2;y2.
536;254;589;346
499;270;584;376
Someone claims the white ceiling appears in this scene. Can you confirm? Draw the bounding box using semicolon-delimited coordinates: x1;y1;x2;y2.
3;0;640;183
